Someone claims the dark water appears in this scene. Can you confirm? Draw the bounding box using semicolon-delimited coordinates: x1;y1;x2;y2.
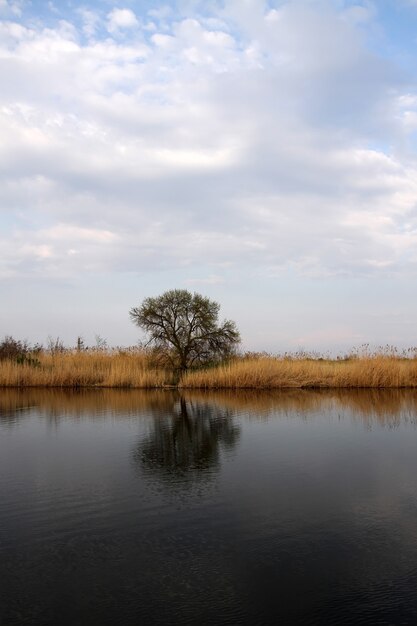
1;389;417;625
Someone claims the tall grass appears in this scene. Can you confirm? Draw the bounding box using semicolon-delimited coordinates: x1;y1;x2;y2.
2;345;417;389
0;350;170;388
180;355;417;389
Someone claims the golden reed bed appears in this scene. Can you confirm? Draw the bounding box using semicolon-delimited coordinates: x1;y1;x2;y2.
180;355;417;389
0;351;169;388
2;350;417;389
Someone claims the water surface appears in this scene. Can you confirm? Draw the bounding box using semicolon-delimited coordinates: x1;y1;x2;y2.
1;388;417;625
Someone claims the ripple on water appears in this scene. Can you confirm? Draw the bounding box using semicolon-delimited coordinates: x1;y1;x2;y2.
1;389;417;625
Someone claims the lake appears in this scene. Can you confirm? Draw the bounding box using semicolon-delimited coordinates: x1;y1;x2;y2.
1;388;417;625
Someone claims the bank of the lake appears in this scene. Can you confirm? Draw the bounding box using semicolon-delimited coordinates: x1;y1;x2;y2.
180;354;417;388
2;350;417;389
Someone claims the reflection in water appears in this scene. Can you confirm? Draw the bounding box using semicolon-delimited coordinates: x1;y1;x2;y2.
2;387;417;426
0;388;179;424
135;397;240;485
2;387;417;625
183;388;417;427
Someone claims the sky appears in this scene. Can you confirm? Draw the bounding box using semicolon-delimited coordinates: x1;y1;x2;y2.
1;0;417;352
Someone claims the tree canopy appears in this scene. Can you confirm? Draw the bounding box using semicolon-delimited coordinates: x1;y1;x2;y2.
130;289;240;371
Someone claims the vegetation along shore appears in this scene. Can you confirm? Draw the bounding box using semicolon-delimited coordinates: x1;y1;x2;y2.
2;290;417;390
1;336;417;389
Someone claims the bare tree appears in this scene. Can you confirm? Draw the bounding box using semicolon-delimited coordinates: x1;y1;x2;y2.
130;289;240;371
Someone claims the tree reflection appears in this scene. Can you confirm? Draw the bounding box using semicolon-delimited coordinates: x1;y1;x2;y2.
134;396;240;485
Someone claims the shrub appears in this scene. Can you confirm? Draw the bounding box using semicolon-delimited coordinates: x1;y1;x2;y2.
0;336;30;361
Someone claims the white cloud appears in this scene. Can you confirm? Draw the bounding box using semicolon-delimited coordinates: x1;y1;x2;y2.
1;2;417;301
148;6;172;20
341;3;376;25
0;0;22;17
107;8;139;34
77;8;101;38
186;275;225;285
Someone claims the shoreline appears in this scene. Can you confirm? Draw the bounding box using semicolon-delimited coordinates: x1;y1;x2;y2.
1;353;417;389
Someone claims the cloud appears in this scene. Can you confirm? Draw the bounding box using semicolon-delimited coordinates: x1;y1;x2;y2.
107;8;139;34
185;275;225;285
148;6;173;20
340;3;376;25
1;0;417;287
0;0;22;17
77;8;101;38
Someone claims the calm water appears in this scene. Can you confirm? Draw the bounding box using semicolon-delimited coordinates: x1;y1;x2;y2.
1;389;417;625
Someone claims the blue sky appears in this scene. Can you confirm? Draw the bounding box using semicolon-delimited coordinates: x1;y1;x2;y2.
1;0;417;352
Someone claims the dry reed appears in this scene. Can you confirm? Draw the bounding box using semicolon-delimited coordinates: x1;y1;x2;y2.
0;350;170;388
179;355;417;389
2;350;417;389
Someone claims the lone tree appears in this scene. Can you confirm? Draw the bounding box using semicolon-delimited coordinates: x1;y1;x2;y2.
130;289;240;371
